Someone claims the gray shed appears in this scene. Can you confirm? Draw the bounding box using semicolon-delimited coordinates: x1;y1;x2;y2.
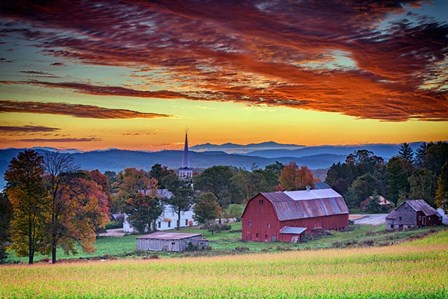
136;232;209;252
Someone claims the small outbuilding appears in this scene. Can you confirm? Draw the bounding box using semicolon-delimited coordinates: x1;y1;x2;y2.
386;200;441;231
136;232;209;252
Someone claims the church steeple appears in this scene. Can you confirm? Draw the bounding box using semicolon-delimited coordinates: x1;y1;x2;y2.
182;131;189;168
178;129;193;179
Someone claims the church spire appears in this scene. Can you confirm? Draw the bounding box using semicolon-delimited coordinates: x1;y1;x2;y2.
182;130;189;168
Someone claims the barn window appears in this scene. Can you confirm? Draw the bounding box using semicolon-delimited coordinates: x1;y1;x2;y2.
267;223;271;228
399;216;402;221
158;222;161;228
256;233;259;238
258;199;264;205
185;219;188;226
248;221;252;227
168;222;171;228
265;234;268;239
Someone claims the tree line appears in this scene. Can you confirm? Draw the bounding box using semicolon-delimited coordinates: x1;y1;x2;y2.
325;142;448;212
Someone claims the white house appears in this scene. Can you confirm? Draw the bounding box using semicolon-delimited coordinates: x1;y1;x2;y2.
123;189;197;233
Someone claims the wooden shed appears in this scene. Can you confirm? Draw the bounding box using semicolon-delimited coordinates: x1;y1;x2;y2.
241;188;349;243
386;200;441;231
136;232;209;252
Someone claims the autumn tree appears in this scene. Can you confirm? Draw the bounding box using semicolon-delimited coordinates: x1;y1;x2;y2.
164;174;195;229
193;192;220;224
4;150;48;264
52;176;109;257
43;152;78;264
112;168;150;212
0;193;13;263
279;162;314;191
149;164;175;189
125;178;162;233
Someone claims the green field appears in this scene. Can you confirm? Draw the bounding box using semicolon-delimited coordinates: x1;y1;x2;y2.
6;222;446;263
1;230;448;298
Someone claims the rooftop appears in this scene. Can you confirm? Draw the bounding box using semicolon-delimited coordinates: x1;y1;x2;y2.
137;232;203;240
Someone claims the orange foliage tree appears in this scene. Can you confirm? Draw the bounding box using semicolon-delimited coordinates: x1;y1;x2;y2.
279;162;314;191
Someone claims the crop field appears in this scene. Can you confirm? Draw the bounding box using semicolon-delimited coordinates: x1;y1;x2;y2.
1;230;447;298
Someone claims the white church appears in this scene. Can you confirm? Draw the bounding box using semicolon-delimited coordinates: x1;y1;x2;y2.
123;131;197;233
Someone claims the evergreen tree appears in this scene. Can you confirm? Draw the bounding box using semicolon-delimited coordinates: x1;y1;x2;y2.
386;157;410;206
398;143;414;164
0;193;13;263
435;161;448;211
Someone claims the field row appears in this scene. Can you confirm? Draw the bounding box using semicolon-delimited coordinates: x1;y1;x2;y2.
1;230;448;298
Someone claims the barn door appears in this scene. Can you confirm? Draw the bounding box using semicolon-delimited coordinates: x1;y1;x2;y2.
422;216;426;225
291;236;299;243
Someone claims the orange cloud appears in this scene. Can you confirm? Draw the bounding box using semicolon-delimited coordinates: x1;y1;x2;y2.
0;0;447;121
0;100;171;119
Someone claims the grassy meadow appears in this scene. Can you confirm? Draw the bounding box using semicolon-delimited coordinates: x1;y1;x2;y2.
5;222;445;263
1;230;448;298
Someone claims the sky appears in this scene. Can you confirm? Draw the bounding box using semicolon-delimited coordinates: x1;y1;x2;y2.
0;0;447;151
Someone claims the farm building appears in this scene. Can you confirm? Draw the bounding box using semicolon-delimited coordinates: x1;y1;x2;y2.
386;200;441;231
360;195;391;212
242;188;349;243
136;232;208;252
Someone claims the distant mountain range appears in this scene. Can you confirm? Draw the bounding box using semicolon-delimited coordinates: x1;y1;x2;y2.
0;142;426;189
190;141;304;154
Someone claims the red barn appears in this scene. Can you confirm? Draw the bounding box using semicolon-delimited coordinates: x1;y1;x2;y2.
241;188;349;242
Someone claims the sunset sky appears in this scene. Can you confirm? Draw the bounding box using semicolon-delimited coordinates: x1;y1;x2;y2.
0;0;447;151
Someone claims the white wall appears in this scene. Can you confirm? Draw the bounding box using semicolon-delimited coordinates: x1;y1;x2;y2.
123;204;197;233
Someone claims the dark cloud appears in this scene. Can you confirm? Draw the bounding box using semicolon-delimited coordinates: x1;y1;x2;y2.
18;137;99;142
0;0;447;121
50;62;65;66
0;100;171;119
0;125;60;132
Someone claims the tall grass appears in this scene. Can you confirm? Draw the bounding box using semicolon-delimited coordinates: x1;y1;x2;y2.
1;230;447;298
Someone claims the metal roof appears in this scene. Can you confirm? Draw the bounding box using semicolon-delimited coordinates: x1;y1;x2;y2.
386;200;437;219
284;189;342;201
405;200;437;216
260;188;349;221
280;226;307;234
137;232;203;240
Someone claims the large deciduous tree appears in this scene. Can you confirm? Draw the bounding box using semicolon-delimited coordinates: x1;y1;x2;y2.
345;173;383;209
4;150;48;264
193;192;220;224
125;178;162;233
112;168;150;212
279;162;314;191
164;174;195;230
194;166;241;210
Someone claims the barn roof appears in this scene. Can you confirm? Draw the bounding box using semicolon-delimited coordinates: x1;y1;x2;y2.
258;188;349;221
406;200;437;216
137;232;203;240
386;199;437;220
